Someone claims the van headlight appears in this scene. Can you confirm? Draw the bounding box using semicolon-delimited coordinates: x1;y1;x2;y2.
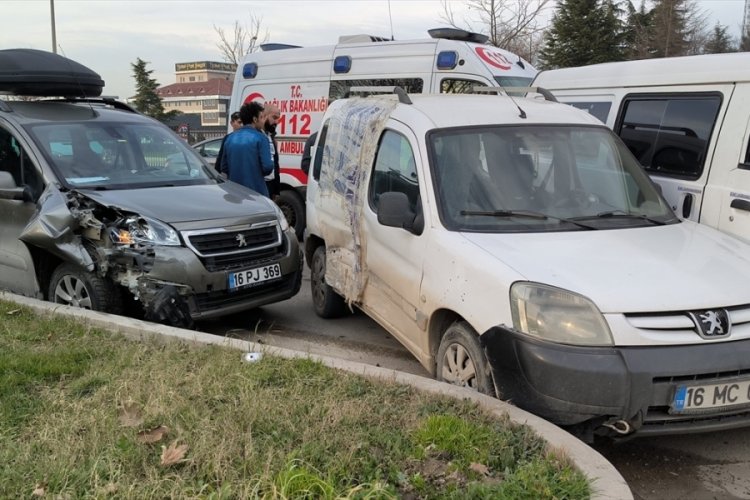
510;282;613;346
272;202;290;232
111;216;181;246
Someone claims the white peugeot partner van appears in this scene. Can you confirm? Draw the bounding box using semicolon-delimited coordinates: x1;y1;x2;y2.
532;53;750;244
305;88;750;440
230;28;537;239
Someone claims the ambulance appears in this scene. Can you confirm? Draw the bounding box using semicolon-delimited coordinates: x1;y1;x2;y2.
228;28;538;238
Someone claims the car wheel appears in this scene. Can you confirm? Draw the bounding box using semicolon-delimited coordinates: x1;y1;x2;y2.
437;321;495;395
276;189;305;240
48;263;123;314
310;245;349;318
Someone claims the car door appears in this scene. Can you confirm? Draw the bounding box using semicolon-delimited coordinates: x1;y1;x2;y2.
712;84;750;242
0;123;45;296
360;124;430;357
615;91;726;223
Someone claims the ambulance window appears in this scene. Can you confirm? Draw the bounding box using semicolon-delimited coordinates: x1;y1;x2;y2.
743;136;750;169
369;130;420;213
616;94;721;179
441;79;486;94
329;78;424;101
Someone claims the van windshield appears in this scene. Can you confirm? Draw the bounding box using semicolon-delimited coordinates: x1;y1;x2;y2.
428;125;679;232
27;122;216;189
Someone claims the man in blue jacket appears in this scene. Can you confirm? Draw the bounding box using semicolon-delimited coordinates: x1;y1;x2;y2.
221;101;273;197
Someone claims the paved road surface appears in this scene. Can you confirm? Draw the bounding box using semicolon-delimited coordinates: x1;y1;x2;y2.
199;269;750;500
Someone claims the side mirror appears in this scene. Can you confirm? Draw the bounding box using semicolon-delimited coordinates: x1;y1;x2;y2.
378;191;420;234
0;171;32;202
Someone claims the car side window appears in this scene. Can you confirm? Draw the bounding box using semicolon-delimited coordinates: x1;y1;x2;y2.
312;121;329;181
616;94;721;180
369;130;420;213
0;126;43;198
201;139;221;158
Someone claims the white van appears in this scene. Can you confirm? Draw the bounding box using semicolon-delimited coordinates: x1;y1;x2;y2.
305;88;750;439
531;53;750;243
229;29;537;238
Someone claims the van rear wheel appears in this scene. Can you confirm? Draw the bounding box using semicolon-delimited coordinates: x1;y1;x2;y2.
310;246;349;318
437;321;494;395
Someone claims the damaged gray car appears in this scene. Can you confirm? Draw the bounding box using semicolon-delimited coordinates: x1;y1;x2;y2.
0;49;302;327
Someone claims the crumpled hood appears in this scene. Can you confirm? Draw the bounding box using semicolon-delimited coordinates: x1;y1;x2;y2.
77;182;276;224
462;221;750;313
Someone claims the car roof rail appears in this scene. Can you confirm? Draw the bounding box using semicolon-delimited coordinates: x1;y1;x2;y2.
346;86;412;104
472;86;558;102
47;96;137;112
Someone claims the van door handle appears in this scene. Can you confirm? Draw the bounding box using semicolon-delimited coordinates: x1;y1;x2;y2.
682;193;693;218
730;198;750;212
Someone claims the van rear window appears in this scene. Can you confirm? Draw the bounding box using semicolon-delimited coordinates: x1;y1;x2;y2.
616;94;721;180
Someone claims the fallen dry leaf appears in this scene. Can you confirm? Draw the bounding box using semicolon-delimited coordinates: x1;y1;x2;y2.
32;484;45;496
102;482;118;494
160;441;189;466
6;308;20;315
469;462;490;476
137;425;169;444
118;402;143;428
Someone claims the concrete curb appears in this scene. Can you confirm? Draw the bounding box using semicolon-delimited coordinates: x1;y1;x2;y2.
3;292;632;500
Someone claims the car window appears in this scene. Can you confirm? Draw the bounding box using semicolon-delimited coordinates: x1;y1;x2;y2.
200;139;222;158
0;126;44;198
369;130;420;213
28;122;215;188
441;78;487;94
617;94;721;179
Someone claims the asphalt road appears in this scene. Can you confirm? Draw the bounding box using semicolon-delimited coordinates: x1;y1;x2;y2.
198;269;750;500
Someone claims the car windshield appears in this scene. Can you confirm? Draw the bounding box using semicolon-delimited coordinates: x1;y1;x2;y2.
27;121;217;189
429;125;678;232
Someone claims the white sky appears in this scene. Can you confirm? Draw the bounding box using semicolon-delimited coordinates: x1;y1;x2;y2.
2;0;746;100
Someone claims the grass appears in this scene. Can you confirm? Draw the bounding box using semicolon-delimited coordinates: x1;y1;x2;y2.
0;300;590;499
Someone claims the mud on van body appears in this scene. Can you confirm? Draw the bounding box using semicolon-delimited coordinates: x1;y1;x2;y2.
229;28;537;239
532;52;750;244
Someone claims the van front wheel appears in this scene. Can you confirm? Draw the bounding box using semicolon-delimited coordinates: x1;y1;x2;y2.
310;246;349;318
437;322;494;395
48;263;123;314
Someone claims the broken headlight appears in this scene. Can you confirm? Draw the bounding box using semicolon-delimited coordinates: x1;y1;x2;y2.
510;282;613;346
111;216;181;246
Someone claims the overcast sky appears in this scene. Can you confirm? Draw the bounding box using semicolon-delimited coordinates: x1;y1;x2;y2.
2;0;747;100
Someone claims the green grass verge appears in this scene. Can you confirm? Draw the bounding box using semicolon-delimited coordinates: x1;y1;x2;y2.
0;300;590;499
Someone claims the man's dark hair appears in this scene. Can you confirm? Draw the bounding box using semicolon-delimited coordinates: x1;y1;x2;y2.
230;111;241;122
239;102;263;125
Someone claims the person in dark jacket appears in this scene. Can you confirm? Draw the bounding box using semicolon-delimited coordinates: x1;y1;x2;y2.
221;102;273;197
262;103;281;198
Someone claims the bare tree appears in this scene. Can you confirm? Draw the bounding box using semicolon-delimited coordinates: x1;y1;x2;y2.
214;14;269;66
440;0;552;61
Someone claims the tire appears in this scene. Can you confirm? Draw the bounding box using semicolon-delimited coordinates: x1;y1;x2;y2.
276;189;305;241
436;321;495;395
48;263;123;314
310;245;349;318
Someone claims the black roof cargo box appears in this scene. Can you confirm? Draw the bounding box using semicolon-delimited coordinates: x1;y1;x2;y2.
0;48;104;97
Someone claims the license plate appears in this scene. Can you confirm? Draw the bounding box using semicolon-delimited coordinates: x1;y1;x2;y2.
672;378;750;414
228;263;281;290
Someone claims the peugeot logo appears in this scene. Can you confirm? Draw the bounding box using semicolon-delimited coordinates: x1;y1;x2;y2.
688;309;731;339
235;233;247;248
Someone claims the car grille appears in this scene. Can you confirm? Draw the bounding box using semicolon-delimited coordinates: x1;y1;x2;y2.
182;221;284;272
624;303;750;338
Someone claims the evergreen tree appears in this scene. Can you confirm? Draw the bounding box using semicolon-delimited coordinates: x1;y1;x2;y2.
704;23;734;54
539;0;624;69
130;58;178;122
622;0;654;59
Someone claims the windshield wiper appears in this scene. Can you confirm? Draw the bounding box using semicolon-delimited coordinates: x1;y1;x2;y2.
589;210;668;226
460;209;598;229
